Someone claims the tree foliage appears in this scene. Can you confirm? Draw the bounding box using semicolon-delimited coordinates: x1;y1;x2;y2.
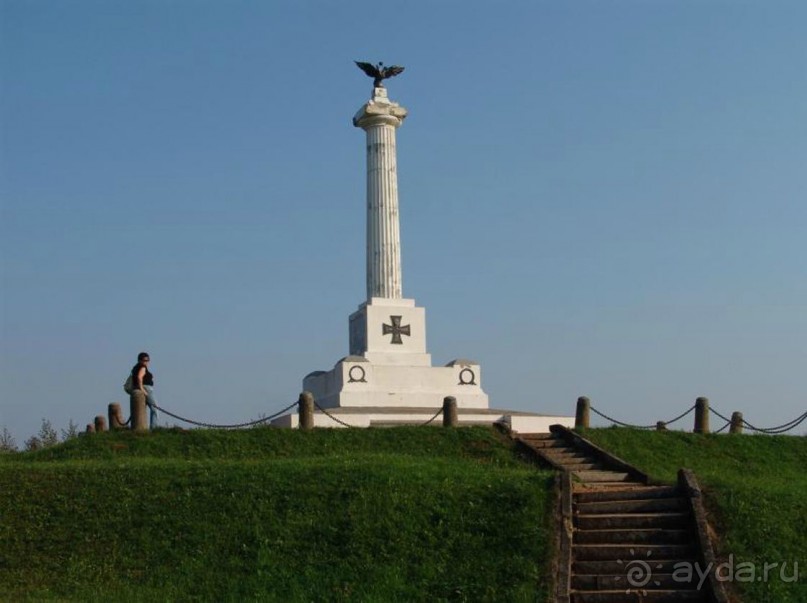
61;419;80;441
4;419;82;454
38;418;59;447
24;419;60;451
0;427;16;453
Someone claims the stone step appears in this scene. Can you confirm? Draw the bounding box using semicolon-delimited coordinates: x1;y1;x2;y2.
560;462;602;471
521;438;568;449
573;544;694;561
541;450;591;460
574;481;646;489
575;486;680;503
576;497;689;515
549;458;603;468
573;559;698;575
570;589;705;602
574;528;691;545
518;433;555;440
558;460;605;469
576;512;690;530
573;572;699;590
574;471;632;483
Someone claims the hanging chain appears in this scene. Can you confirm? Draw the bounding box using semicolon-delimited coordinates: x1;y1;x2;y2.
151;400;297;429
713;421;731;434
419;407;444;426
589;406;656;429
660;404;697;426
742;411;807;434
312;401;355;428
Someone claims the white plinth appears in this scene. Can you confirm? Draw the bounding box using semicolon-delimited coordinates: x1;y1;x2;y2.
304;297;489;409
304;356;488;409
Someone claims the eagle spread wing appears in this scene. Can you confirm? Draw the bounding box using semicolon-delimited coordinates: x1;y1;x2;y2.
383;65;404;79
354;61;380;78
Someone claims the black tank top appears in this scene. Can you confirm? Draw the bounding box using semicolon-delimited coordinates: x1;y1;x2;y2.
131;362;154;387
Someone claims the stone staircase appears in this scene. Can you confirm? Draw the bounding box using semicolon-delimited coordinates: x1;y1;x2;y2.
518;431;726;603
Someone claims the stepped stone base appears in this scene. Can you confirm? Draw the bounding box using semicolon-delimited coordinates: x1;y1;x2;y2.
303;356;490;409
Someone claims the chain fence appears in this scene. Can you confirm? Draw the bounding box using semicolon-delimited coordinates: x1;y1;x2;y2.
114;399;445;430
125;396;807;434
589;404;696;430
589;406;656;429
710;406;807;435
712;421;731;434
709;407;734;424
419;407;444;427
312;400;356;428
151;400;298;430
742;411;807;435
590;402;805;434
108;415;131;428
660;404;698;427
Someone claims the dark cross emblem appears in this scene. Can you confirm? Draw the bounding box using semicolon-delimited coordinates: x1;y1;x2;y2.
382;315;411;345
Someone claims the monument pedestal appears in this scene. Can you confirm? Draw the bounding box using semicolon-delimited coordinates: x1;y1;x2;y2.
301;297;489;410
271;293;571;431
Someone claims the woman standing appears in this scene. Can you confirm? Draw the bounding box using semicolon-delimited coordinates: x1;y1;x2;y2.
132;352;158;428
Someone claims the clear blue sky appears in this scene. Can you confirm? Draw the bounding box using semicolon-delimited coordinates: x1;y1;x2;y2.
2;1;805;443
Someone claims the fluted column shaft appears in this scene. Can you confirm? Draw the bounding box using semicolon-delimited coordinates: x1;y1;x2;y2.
354;88;407;301
364;121;402;299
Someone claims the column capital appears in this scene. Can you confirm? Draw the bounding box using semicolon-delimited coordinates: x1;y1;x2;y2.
353;88;408;129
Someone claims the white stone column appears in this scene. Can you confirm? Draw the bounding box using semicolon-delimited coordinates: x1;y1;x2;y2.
353;88;408;300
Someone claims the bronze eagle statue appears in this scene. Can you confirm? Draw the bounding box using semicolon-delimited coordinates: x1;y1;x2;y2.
354;61;405;88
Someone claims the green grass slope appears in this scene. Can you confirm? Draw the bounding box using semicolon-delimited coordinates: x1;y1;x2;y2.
584;428;806;603
4;425;803;602
0;427;554;602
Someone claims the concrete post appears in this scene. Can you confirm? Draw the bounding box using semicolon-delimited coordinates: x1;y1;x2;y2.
575;397;590;429
443;396;458;427
656;421;668;431
108;403;126;429
130;391;148;432
694;397;710;434
298;391;315;431
730;411;744;434
94;415;108;433
85;423;95;434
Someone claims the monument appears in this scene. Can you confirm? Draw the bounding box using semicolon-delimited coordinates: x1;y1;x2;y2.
272;63;573;431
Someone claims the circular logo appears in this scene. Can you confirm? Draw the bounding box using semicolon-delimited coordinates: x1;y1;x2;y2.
458;368;476;386
625;560;653;588
348;365;367;383
616;550;663;595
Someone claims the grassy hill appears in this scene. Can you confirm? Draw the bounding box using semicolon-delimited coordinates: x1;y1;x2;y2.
0;427;554;602
1;425;804;602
